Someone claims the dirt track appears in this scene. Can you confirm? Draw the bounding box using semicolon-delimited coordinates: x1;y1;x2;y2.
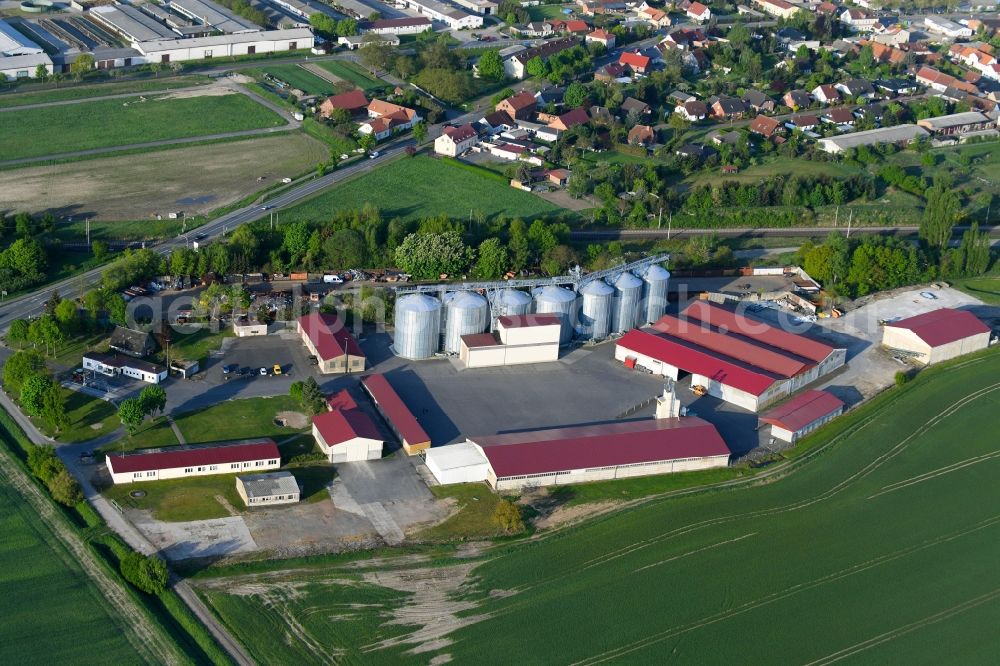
1;133;329;220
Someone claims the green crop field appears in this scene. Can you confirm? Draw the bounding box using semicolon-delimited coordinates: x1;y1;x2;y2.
262;65;337;96
0;92;284;161
0;467;141;663
0;75;211;108
195;350;1000;664
282;156;563;224
315;61;385;91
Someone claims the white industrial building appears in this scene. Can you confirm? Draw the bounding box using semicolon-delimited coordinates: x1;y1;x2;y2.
882;308;991;365
459;314;561;368
615;302;846;412
236;471;300;506
758;390;844;444
134;27;313;63
424;442;491;484
83;352;168;384
817;124;929;154
924;16;973;39
452;0;498;14
0;19;53;79
167;0;262;34
472;417;731;491
89;5;178;44
397;0;483;29
106;439;280;484
362;17;433;35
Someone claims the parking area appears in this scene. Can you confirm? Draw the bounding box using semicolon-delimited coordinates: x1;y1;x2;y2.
210;333;316;384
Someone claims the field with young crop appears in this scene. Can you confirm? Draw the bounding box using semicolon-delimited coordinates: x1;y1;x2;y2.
0;461;141;663
261;65;337;96
281;155;563;224
0;90;284;161
195;349;1000;664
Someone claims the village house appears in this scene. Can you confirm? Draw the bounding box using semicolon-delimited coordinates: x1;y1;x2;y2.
822;107;855;125
319;89;368;118
840;8;878;32
711;96;747;120
742;89;775;113
547;107;590;131
359;99;421;140
835;78;876;101
496;91;538;120
636;4;671;28
627;124;656;146
676;99;708;121
753;0;800;19
619;50;651;75
109;326;156;358
620;96;651;117
686;1;710;22
503;37;578;79
811;84;841;104
749;114;783;138
434;124;479;157
783;89;812;110
586;28;615;49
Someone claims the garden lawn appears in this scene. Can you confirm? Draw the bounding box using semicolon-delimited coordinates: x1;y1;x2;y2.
104;473;247;522
315;61;385;91
0;75;210;108
953;276;1000;305
262;65;337;96
173;395;308;445
165;328;233;365
35;389;119;444
282;156;563;224
686;155;861;187
0;92;284;160
0;457;140;663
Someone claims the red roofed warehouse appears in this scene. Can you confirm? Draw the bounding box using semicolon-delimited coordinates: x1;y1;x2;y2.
312;407;383;462
759;390;844;443
882;308;991;365
297;312;365;374
614;302;846;412
362;374;431;455
106;439;280;484
468;417;730;490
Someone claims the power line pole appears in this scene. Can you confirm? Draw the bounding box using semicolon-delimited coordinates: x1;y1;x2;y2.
847;209;853;239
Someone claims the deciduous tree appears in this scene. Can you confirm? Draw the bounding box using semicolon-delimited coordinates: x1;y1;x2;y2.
477;48;505;81
118;398;145;435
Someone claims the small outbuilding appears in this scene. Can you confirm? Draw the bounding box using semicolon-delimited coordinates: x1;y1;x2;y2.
233;318;268;336
424;442;491;485
882;308;991;364
758;390;844;443
236;471;301;506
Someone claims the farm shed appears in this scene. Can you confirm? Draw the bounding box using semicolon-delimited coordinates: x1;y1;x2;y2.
424;442;491;485
758;390;844;443
458;314;561;368
882;308;991;365
106;439;280;484
361;374;431;455
297;312;365;374
236;471;301;506
472;417;731;491
312;409;383;463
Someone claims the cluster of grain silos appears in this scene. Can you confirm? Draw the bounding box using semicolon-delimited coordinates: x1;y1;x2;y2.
392;263;670;358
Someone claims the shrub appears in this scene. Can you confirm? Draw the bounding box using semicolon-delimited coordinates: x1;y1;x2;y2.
493;499;524;534
48;470;83;507
895;371;910;386
120;552;169;595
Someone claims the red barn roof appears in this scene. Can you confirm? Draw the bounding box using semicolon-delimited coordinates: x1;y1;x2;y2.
759;390;844;432
475;417;730;478
682;301;836;363
361;374;430;447
886;308;991;347
326;388;358;412
107;440;278;474
298;312;364;362
312;408;382;446
617;329;778;396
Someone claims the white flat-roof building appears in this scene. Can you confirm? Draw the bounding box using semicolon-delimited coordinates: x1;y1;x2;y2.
459;314;561;368
424;442;491;484
166;0;262;34
452;0;498;14
89;5;179;44
924;16;973;39
817;124;929;154
397;0;483;29
0;19;52;78
135;27;313;63
236;471;301;506
83;352;168;384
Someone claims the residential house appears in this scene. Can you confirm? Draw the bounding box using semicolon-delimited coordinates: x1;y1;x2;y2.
586;28;616;49
548;107;590;131
619;50;651;75
816;1;838;15
511;21;553;37
676;99;708;120
811;84;841;104
488;141;545;165
675;143;716;160
869;41;906;66
855;102;885;121
950;44;999;80
109;326;156;358
297;312;365;374
783;89;811;110
669;90;696;105
628;124;656;146
319;89;368;118
589;105;614;124
503;37;578;79
553;18;590;34
687;1;710;22
434;124;479;157
576;0;627;15
545;168;570;186
496;91;538;120
620;96;651;117
535;87;565;107
822;107;855;125
753;0;799;19
478;110;515;134
595;62;630;81
836;78;876;101
711;96;746;120
873;27;913;46
916;66;979;95
742;89;775;113
840;8;877;32
709;130;742;147
787;114;820;131
661;27;707;51
749;114;783;138
636;5;671;28
360;99;421;140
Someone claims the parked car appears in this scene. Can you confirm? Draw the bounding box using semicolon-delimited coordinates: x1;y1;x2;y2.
272;364;282;376
920;291;937;300
369;151;380;159
222;364;236;375
259;367;269;376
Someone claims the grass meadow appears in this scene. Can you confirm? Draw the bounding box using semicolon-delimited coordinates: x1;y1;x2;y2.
195;349;1000;664
282;155;563;224
0;92;284;160
0;75;211;109
315;61;385;91
261;65;337;96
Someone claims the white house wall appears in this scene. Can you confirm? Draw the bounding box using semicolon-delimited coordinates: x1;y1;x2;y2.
108;457;279;484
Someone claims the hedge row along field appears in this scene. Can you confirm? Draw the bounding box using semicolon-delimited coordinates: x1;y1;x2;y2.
0;91;285;161
195;349;1000;664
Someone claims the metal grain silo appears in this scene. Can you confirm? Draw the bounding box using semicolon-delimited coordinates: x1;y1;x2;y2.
443;291;489;354
611;271;644;334
533;285;577;344
577;280;614;340
496;289;532;318
641;264;671;324
393;294;442;359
